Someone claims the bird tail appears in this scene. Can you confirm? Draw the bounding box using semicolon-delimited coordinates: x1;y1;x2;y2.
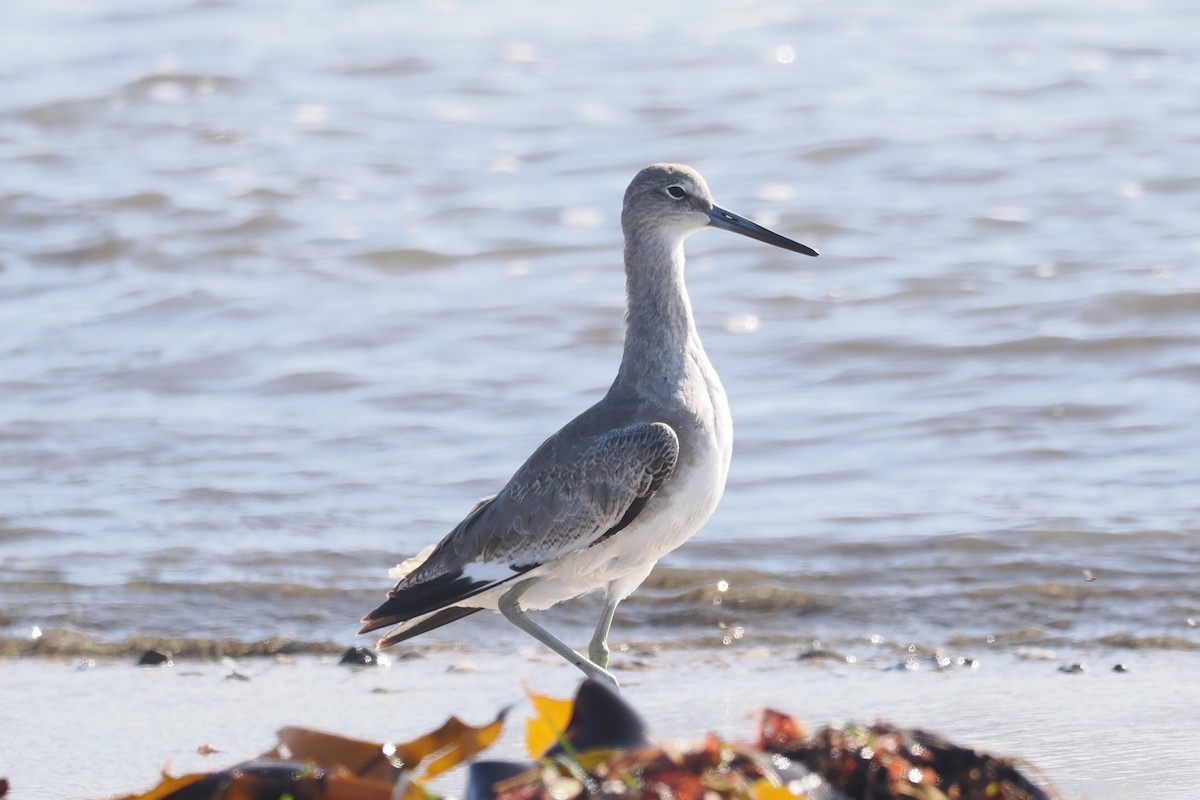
369;605;483;648
358;567;522;647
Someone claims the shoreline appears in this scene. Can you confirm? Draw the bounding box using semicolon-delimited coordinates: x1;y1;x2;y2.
4;648;1198;799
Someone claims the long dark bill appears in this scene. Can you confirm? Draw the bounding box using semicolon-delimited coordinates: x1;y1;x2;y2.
707;205;819;257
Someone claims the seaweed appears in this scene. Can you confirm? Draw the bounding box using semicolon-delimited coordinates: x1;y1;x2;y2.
112;709;505;800
93;681;1054;800
757;709;1055;800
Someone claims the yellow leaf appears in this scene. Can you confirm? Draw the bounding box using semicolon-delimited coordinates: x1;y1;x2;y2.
523;684;575;758
751;777;807;800
268;727;401;782
270;711;505;786
387;711;507;780
418;713;507;780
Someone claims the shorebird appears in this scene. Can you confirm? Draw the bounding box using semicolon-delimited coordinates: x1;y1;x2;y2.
360;164;818;686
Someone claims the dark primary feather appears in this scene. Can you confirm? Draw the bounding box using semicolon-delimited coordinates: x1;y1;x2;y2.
358;565;505;635
375;606;481;647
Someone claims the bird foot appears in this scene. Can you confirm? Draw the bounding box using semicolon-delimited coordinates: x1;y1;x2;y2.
582;660;620;690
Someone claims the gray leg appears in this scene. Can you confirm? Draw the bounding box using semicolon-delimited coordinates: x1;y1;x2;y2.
499;580;619;688
588;589;621;668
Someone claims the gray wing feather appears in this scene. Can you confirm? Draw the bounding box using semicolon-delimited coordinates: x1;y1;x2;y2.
407;420;679;584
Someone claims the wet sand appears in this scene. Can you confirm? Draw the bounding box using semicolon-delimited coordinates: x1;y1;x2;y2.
3;648;1197;800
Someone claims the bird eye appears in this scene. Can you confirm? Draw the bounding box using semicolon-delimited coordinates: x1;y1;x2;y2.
665;185;686;200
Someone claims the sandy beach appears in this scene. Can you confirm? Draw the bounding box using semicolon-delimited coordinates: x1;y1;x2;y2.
4;646;1197;800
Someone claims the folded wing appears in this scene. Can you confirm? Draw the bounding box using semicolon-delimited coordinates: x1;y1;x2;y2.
359;420;679;645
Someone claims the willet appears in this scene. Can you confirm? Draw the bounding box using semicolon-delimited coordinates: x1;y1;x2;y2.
360;164;818;686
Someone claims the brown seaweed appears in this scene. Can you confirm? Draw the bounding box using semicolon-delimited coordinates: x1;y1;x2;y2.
757;708;1056;800
95;681;1053;800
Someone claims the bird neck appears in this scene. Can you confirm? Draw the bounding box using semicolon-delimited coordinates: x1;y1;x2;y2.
615;229;706;389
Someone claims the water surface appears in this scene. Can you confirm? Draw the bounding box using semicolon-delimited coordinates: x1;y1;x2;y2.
1;0;1198;665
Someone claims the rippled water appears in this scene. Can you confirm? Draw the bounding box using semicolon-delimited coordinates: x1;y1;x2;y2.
1;0;1198;662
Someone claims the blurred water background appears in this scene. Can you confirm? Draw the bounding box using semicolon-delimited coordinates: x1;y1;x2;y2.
1;0;1198;664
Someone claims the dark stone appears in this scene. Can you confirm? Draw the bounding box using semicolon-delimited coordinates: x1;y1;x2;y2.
136;649;172;666
543;679;652;757
797;647;851;663
338;646;378;666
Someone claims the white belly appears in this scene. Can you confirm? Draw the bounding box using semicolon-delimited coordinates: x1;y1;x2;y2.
511;413;731;611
